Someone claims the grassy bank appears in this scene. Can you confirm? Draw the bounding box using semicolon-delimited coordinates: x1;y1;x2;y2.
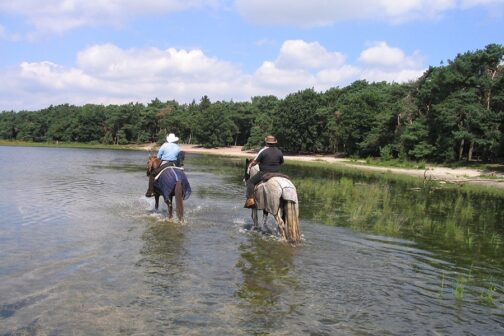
283;159;504;197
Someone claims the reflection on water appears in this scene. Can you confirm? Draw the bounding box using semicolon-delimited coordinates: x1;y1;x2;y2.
0;147;503;335
235;235;298;332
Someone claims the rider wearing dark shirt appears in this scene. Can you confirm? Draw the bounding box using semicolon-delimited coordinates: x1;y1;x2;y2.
244;135;284;208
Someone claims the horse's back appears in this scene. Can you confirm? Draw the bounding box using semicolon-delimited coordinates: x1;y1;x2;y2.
155;167;191;200
254;177;298;215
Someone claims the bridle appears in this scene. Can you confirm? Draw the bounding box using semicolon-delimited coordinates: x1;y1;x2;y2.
147;155;161;176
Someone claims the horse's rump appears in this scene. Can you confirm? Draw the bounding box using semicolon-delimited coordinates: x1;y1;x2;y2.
154;167;191;200
254;177;298;216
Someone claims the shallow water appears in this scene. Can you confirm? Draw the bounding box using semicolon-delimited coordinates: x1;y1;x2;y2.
0;146;503;335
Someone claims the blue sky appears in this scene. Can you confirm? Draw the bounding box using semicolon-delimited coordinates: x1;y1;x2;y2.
0;0;503;111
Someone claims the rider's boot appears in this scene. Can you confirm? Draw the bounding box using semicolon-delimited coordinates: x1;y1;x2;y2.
244;198;256;208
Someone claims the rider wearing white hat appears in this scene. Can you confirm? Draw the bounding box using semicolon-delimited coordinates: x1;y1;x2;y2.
145;133;183;197
158;133;180;162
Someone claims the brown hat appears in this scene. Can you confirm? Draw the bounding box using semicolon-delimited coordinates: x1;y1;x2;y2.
264;135;277;144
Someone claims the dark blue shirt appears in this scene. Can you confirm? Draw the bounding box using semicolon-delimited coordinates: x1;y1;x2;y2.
255;146;284;172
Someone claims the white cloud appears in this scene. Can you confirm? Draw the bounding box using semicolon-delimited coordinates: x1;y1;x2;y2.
361;68;425;83
236;0;502;25
0;40;426;111
76;44;241;80
317;66;361;86
0;0;219;35
357;42;425;83
2;0;502;37
461;0;504;6
276;40;346;69
359;41;424;69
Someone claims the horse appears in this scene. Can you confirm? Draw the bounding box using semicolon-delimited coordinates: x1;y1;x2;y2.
244;158;301;244
146;154;191;221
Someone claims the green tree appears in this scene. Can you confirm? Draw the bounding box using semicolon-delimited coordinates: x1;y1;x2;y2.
193;102;237;147
273;89;322;153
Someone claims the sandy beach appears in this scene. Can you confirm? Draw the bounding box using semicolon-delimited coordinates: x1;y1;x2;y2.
138;143;504;189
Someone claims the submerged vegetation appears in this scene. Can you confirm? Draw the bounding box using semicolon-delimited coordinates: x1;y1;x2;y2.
294;169;504;261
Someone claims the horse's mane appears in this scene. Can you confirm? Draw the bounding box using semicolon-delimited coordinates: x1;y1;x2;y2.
148;154;162;173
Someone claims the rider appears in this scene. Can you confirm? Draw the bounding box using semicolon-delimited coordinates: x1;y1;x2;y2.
145;133;183;197
244;135;284;208
158;133;181;165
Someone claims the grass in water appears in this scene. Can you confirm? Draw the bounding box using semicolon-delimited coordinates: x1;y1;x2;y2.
454;276;467;300
479;285;497;306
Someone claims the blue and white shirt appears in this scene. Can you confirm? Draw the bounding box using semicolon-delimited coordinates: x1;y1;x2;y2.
157;142;181;161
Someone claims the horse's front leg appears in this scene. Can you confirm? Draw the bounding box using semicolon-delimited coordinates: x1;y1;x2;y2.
251;208;259;230
261;210;269;232
154;194;160;210
166;196;173;219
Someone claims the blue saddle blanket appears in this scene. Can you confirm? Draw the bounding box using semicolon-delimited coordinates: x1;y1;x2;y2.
154;167;191;200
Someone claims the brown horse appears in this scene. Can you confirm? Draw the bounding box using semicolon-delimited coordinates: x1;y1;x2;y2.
146;154;190;221
244;158;301;244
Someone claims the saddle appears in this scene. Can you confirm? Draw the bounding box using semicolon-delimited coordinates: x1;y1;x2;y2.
261;172;290;182
150;161;178;176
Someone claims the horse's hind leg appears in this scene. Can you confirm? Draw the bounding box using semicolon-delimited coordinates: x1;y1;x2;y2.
166;196;173;220
274;210;287;241
175;181;184;221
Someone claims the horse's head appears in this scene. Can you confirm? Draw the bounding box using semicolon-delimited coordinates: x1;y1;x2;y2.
244;158;251;181
147;154;161;176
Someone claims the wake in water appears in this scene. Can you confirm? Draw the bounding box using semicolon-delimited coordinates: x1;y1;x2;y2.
235;216;305;243
130;196;189;224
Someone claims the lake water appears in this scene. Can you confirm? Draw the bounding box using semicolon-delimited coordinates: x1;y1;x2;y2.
0;146;503;335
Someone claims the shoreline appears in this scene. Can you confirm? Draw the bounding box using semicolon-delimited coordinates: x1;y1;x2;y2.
165;144;504;189
3;141;504;189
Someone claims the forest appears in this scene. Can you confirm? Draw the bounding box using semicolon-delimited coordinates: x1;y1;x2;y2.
1;44;503;163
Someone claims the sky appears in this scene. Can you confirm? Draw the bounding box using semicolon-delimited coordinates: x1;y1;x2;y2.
0;0;503;111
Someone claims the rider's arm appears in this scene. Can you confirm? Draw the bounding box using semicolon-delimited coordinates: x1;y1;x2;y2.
157;145;164;159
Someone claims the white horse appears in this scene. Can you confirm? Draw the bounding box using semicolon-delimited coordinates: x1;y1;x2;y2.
244;159;301;244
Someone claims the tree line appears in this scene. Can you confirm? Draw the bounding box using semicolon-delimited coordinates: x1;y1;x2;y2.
1;44;503;163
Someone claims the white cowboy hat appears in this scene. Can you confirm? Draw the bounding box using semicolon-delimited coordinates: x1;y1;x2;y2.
166;133;179;143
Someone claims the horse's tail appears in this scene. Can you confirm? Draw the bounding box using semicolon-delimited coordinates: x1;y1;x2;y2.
284;200;301;244
175;181;184;221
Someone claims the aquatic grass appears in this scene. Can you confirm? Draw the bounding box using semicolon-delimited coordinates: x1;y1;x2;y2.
465;229;476;249
285;159;504;197
443;219;467;246
454;276;467;300
489;233;503;252
345;183;383;230
439;272;446;297
373;215;404;236
479;285;497;306
290;161;504;262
